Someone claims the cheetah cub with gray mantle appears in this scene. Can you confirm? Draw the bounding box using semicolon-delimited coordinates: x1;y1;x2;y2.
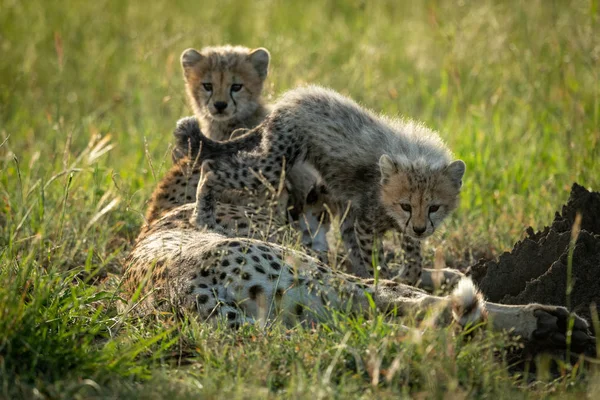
191;86;464;284
171;46;330;255
174;45;271;155
147;45;272;224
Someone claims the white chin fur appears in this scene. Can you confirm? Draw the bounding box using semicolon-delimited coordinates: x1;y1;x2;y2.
209;112;234;121
451;278;487;327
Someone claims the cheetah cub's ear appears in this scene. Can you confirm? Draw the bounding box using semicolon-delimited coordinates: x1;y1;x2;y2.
180;48;204;77
248;48;270;80
445;160;466;188
379;154;399;184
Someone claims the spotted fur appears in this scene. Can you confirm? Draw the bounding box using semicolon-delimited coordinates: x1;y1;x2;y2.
190;86;465;281
122;204;594;354
172;47;329;256
124;206;476;327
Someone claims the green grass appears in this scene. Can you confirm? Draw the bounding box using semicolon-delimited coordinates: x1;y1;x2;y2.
1;0;599;397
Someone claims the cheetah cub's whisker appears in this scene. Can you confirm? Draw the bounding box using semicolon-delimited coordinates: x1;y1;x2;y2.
190;85;465;283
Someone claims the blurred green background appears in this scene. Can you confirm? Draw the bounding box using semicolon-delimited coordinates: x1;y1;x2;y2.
2;0;598;249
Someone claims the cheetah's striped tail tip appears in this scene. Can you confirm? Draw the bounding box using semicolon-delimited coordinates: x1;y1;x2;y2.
451;277;487;328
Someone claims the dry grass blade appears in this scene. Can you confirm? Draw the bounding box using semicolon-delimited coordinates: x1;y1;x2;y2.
433;247;446;291
0;134;9;150
322;331;351;386
85;197;120;230
88;134;115;164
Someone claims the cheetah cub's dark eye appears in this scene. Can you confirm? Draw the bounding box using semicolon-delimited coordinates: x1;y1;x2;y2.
400;203;412;212
202;83;213;91
429;205;440;213
231;84;243;92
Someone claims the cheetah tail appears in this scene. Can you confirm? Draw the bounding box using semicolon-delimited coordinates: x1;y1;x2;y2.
450;277;487;328
171;116;263;163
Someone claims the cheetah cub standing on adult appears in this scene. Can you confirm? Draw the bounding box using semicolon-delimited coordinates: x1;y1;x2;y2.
146;46;330;256
192;86;465;281
150;45;271;224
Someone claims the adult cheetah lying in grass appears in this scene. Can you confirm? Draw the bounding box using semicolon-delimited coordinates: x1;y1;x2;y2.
122;200;594;353
124;149;593;351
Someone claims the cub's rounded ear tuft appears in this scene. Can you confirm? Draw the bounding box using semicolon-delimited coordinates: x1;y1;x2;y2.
249;48;270;80
379;154;398;183
181;48;203;70
446;160;466;188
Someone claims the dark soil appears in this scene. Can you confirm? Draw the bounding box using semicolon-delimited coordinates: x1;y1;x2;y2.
469;183;600;323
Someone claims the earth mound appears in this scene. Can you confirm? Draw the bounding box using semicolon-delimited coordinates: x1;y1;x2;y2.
469;183;600;323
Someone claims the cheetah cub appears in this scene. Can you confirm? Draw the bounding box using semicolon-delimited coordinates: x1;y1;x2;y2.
191;86;466;281
172;46;331;257
172;45;271;161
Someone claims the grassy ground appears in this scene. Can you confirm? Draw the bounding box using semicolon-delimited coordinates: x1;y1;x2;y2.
1;0;599;398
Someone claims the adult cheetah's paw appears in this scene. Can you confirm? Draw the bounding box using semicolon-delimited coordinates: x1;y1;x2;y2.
529;305;594;353
486;302;595;353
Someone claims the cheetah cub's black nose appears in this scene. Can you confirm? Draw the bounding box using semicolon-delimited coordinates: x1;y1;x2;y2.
413;226;426;235
214;102;228;112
